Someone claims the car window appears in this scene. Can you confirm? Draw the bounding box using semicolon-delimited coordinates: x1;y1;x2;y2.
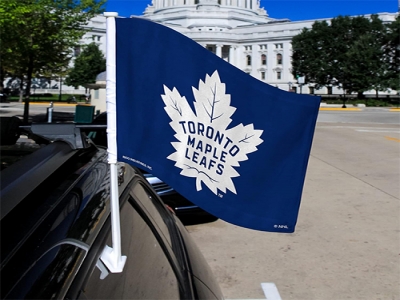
3;245;86;299
129;182;172;245
81;198;181;299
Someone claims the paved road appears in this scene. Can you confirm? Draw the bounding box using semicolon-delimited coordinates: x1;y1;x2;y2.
186;110;400;300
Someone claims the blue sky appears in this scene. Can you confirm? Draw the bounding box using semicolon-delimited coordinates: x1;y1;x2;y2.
105;0;397;21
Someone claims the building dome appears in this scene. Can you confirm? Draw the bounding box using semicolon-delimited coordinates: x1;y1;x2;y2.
142;0;277;29
145;0;266;12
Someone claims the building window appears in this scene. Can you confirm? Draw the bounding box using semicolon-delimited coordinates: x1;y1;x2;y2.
94;89;99;99
275;43;283;49
276;53;282;65
74;46;81;57
207;46;215;54
277;71;281;80
245;45;252;51
246;55;251;66
91;35;101;42
261;54;266;65
309;87;315;94
261;71;265;80
327;86;333;95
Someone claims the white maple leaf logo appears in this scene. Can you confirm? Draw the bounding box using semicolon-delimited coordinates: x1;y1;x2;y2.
161;71;263;195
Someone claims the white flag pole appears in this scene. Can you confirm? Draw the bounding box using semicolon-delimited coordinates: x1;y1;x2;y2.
101;12;127;273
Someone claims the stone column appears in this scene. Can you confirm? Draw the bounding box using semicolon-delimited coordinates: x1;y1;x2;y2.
216;44;223;58
251;44;258;77
267;44;273;81
229;45;237;65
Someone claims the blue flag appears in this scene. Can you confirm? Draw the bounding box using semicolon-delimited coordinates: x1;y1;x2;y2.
114;17;320;232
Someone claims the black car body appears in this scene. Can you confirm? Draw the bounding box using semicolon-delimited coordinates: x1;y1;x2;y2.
0;120;223;299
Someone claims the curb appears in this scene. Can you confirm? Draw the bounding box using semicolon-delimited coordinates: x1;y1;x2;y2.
29;102;91;107
319;107;361;111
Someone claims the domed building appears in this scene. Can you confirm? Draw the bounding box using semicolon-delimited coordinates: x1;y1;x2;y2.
80;3;396;103
138;0;397;94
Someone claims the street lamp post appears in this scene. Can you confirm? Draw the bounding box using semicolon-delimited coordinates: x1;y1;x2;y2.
58;76;63;102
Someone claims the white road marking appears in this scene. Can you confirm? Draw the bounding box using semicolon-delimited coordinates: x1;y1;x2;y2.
261;282;282;300
356;129;400;133
317;126;399;133
318;126;399;130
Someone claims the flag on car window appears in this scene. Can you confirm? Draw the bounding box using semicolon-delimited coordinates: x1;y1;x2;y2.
112;17;320;232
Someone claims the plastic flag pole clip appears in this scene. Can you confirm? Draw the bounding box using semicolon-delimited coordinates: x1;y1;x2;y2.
100;12;127;273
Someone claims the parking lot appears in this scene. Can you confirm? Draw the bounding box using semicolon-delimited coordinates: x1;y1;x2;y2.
186;109;400;299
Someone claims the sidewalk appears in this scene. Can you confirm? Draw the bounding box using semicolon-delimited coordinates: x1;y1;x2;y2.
320;103;400;111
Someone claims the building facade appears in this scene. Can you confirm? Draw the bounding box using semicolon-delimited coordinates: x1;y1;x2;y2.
138;0;397;94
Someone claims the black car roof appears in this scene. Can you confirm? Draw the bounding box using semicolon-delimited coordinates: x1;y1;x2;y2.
1;141;76;219
0;123;95;220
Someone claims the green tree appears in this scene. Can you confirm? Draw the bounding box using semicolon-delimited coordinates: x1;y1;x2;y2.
65;42;106;91
343;15;387;97
382;15;400;92
291;15;390;97
0;0;105;123
291;20;332;89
